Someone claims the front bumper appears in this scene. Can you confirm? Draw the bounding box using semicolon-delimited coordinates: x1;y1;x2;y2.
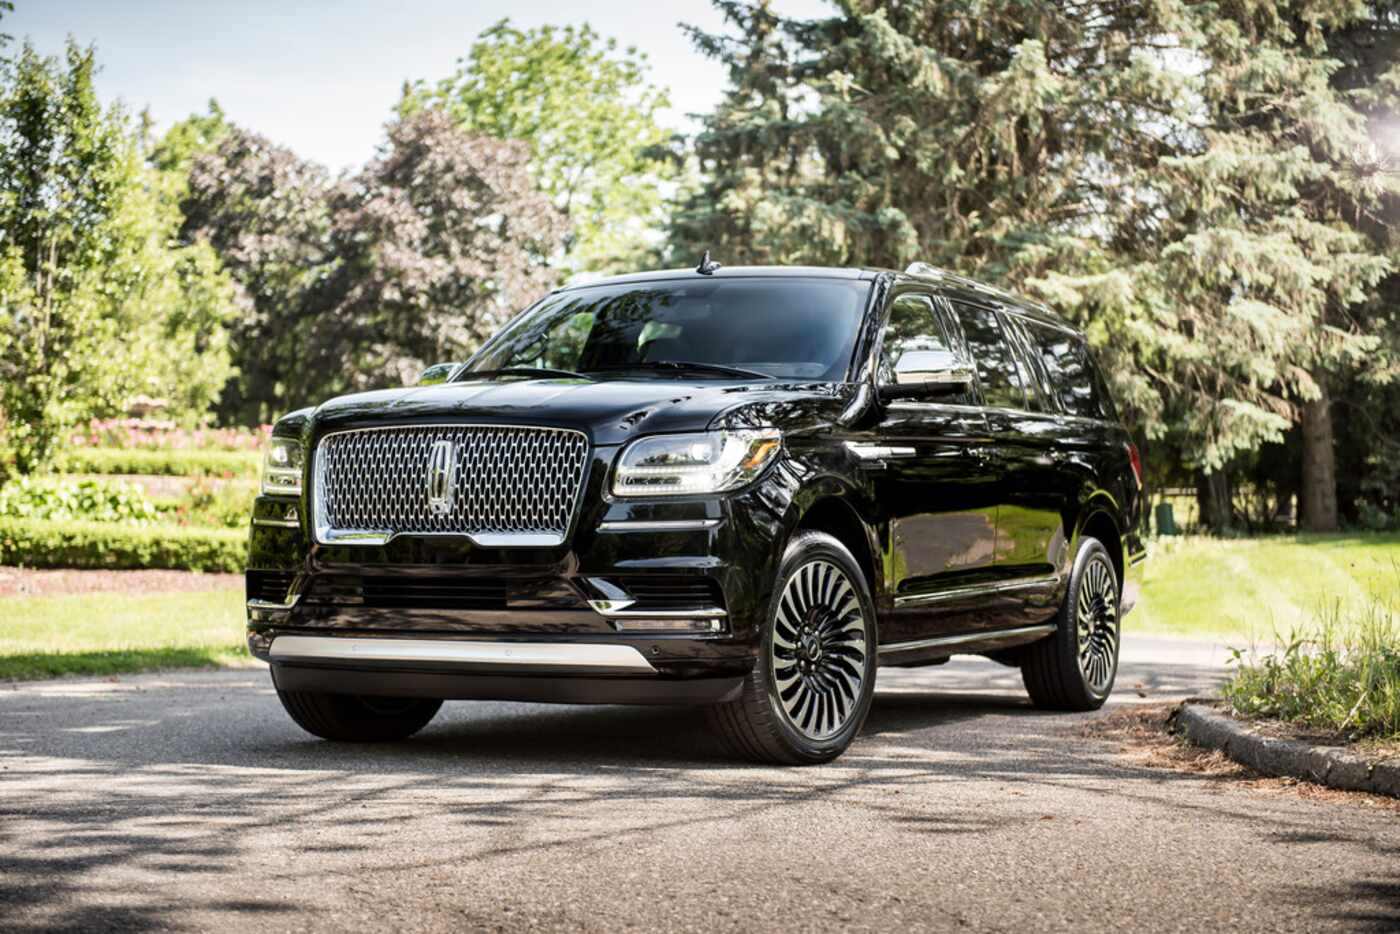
264;635;745;705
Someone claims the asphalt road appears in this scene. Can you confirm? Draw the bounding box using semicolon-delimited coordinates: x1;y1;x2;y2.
2;637;1397;933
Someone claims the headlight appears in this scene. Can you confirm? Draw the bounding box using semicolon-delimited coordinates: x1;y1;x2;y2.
261;437;304;496
613;430;782;497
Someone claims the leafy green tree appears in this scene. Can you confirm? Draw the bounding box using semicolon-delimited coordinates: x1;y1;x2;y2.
400;19;675;273
0;41;237;475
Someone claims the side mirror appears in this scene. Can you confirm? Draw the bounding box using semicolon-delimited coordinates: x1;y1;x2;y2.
415;362;461;387
880;350;974;400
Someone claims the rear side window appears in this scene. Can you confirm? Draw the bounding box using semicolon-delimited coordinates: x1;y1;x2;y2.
1022;320;1111;420
950;301;1026;410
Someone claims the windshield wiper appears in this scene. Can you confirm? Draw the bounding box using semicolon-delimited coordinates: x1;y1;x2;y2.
457;367;595;382
588;361;772;380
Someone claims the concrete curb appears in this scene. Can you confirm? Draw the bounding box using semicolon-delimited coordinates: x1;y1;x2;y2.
1170;703;1400;799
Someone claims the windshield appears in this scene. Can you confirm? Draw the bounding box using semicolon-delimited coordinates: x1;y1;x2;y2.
464;278;871;381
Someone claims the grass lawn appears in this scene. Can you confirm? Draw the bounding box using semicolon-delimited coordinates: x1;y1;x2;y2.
1133;533;1400;642
0;589;249;680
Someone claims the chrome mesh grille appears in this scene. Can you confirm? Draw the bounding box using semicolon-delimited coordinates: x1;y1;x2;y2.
313;425;589;546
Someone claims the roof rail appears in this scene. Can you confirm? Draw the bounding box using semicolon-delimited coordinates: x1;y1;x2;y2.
904;262;948;280
903;261;1056;316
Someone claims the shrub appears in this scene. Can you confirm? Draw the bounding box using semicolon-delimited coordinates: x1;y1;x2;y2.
1224;599;1400;739
0;517;246;572
154;476;256;529
58;447;260;478
0;476;161;524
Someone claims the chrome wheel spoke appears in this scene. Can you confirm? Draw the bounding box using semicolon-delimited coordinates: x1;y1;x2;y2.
768;558;869;741
1075;555;1120;693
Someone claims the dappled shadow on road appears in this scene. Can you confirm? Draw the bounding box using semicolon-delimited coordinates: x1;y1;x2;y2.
0;661;1389;931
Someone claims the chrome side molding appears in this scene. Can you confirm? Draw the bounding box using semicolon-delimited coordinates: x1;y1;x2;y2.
893;575;1060;609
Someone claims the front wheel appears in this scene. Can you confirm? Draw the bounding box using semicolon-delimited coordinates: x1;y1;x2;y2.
706;530;877;765
276;689;442;742
1020;537;1121;711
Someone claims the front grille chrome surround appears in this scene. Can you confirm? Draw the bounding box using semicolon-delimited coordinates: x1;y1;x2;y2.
313;424;590;547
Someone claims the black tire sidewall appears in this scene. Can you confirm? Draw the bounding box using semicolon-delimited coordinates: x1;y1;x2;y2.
759;531;878;762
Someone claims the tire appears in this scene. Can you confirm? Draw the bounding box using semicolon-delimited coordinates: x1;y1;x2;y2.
706;530;878;765
276;690;442;742
1020;536;1121;711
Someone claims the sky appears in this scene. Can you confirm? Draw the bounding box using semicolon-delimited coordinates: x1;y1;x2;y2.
9;0;833;173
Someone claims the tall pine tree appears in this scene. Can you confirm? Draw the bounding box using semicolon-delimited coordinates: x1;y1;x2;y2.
671;0;1400;529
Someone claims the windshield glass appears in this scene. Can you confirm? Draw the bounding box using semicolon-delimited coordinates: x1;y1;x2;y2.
464;278;871;381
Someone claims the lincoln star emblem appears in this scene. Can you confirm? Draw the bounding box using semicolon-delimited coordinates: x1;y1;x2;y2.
426;440;457;515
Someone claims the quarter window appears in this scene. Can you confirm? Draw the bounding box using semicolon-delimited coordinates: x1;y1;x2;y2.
950;302;1026;410
1022;320;1108;419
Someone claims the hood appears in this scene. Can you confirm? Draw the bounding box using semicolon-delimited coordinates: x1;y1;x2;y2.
306;377;854;446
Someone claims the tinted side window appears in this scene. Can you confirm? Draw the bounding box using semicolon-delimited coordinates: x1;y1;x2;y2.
877;293;953;385
950;301;1026;410
1023;320;1107;419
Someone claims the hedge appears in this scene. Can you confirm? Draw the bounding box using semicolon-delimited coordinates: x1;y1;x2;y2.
58;447;261;478
0;517;246;572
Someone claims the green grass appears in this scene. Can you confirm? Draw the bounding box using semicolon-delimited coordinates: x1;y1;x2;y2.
1134;533;1400;640
0;589;249;680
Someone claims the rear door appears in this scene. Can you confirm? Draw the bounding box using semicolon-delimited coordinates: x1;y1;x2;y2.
946;300;1066;618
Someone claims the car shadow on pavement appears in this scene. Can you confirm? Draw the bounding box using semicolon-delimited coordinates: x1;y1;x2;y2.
3;670;1397;931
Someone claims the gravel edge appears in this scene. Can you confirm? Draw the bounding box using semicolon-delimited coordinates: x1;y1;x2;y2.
1170;703;1400;798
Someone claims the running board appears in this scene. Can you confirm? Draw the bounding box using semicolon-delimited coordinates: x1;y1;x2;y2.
877;623;1056;660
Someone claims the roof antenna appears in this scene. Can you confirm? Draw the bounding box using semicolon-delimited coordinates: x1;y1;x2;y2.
696;251;722;276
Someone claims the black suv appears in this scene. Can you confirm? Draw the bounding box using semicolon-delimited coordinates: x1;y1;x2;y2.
246;262;1146;764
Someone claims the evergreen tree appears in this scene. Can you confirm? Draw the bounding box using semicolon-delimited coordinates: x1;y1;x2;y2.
673;1;1400;528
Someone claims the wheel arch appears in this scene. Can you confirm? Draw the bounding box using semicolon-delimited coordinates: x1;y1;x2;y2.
1076;502;1124;589
779;478;882;610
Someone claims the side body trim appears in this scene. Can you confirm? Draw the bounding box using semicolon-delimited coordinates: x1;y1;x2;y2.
893;574;1060;609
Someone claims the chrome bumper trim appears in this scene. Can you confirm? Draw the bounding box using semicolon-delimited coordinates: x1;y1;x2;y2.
253;518;300;529
878;623;1056;658
267;636;658;673
586;602;727;620
596;519;720;533
248;596;300;612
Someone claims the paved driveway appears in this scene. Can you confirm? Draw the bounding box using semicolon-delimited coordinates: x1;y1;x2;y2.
2;637;1396;932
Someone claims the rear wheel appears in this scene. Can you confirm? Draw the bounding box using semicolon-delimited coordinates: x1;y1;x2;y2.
1020;536;1120;711
706;531;877;765
276;690;442;742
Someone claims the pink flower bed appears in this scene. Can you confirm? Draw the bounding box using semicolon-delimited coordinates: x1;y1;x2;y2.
70;419;272;452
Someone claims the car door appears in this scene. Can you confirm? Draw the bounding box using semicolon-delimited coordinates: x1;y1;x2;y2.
946;299;1066;626
856;289;998;645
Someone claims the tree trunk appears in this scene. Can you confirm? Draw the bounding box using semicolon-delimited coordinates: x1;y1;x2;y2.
1299;377;1339;533
1196;470;1232;532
